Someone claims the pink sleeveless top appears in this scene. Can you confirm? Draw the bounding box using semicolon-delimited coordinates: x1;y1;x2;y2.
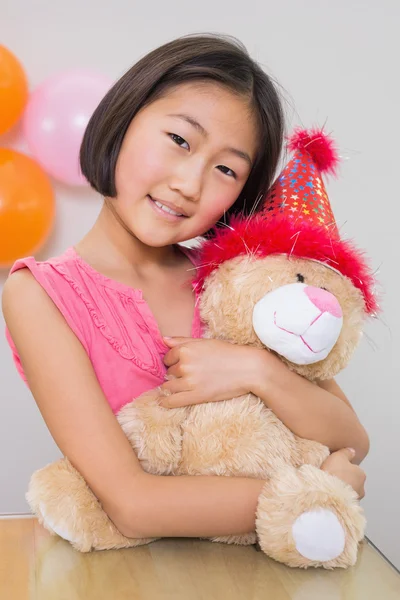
5;246;203;414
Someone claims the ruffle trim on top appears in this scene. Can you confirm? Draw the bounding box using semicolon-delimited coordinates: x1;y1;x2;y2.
52;257;165;378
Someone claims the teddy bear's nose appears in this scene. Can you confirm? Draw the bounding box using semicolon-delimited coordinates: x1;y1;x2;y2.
304;286;342;318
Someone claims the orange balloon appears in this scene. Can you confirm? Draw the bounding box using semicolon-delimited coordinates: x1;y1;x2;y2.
0;46;28;135
0;149;55;268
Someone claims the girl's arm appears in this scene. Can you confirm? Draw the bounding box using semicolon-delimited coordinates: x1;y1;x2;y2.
161;339;370;465
2;270;265;539
249;348;370;465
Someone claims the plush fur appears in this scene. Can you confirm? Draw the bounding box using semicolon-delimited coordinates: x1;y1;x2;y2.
195;216;378;316
26;241;375;569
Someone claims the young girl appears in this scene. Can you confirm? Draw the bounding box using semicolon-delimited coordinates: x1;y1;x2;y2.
2;34;368;540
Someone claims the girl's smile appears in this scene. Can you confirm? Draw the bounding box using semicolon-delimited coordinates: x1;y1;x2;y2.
148;194;189;221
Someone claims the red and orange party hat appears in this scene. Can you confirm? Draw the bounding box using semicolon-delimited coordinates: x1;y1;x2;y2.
195;128;379;315
260;127;340;236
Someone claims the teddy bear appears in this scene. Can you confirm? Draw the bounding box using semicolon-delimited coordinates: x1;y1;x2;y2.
26;128;379;569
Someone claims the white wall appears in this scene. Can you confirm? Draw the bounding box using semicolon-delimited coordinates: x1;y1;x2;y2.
1;0;399;568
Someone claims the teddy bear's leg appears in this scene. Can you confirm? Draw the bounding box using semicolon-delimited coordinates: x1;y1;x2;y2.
255;464;366;569
27;458;157;552
206;429;331;548
117;396;189;475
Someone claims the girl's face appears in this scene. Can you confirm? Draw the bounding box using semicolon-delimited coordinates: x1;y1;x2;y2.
112;82;259;247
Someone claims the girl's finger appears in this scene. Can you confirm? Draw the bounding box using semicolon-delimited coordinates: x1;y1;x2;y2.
160;378;189;395
165;364;181;379
163;346;181;367
163;336;196;347
158;391;197;409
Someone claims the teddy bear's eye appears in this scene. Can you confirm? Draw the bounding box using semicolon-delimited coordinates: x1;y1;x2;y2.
296;273;305;283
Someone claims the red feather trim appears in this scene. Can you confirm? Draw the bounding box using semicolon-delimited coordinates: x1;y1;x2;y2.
288;127;340;177
195;216;379;315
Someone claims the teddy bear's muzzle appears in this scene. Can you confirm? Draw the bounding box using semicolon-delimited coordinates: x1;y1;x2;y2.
252;283;343;365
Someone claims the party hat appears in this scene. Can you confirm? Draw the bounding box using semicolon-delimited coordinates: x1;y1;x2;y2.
195;128;379;316
261;127;340;236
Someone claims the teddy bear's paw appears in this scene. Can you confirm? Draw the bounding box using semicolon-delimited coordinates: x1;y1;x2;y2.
292;436;330;468
27;458;156;552
117;397;188;475
292;509;345;562
209;532;257;546
255;464;366;569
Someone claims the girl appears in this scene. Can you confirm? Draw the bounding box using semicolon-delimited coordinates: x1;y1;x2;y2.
2;34;368;540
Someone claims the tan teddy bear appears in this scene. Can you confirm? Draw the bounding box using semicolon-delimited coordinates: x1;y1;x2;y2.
26;129;378;569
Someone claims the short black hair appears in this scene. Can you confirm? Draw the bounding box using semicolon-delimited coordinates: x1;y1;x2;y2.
80;33;286;236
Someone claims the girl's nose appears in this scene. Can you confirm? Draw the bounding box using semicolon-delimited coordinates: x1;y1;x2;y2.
304;285;342;318
169;159;203;202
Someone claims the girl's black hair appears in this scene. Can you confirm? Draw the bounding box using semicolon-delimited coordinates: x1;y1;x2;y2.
80;33;286;236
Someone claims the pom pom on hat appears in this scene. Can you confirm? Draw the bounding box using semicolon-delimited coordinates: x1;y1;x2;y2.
287;127;340;177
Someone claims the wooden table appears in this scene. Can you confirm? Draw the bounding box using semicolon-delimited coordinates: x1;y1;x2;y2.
1;518;399;599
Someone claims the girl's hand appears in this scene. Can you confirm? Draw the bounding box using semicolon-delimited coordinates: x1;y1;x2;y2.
321;448;366;499
159;337;261;409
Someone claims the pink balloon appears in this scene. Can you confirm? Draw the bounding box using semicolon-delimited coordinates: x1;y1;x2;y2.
23;69;113;186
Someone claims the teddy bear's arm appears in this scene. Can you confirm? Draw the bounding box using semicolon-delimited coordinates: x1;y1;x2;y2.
292;435;330;468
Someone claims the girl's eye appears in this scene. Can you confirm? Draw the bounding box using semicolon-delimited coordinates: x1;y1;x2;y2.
217;165;237;179
169;133;190;150
168;134;236;179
